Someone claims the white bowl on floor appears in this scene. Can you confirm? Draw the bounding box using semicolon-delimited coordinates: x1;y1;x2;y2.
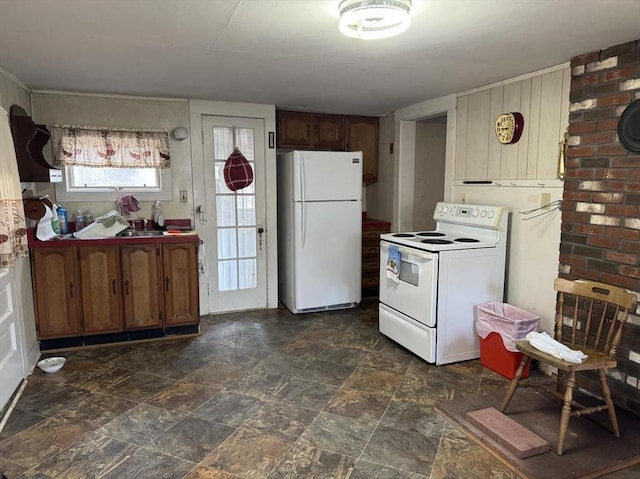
37;357;66;373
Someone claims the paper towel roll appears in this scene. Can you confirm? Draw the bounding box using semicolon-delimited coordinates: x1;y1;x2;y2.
36;204;57;240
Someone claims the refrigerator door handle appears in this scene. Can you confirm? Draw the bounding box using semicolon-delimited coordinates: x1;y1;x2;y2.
301;200;306;247
300;154;306;202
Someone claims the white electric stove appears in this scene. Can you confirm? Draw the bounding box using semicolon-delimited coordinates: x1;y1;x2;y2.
378;202;509;365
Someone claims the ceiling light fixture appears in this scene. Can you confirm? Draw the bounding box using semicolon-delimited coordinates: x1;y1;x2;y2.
338;0;412;40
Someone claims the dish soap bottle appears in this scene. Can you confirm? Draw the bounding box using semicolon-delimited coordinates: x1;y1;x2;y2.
57;205;68;234
152;200;165;229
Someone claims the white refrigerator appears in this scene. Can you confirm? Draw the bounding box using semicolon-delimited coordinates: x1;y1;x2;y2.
278;150;362;314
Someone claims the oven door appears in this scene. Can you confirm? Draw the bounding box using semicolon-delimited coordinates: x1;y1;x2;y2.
379;241;438;327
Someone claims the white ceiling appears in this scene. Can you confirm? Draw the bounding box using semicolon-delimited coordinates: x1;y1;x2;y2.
0;0;639;117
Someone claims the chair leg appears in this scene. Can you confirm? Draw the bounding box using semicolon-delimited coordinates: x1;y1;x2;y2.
557;370;575;456
598;369;620;437
556;369;565;394
500;355;530;413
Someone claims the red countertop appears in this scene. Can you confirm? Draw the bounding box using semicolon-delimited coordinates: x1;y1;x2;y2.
27;228;199;248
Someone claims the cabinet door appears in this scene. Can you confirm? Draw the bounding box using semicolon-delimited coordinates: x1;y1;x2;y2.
121;244;162;330
79;246;122;334
346;116;379;184
277;111;314;148
315;115;345;149
32;247;81;339
162;243;199;326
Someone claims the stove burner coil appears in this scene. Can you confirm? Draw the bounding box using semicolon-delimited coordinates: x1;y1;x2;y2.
416;232;445;237
420;239;453;245
454;238;480;243
392;233;415;237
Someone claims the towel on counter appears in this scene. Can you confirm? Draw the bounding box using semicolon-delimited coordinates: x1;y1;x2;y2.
525;331;588;364
387;244;401;283
73;210;130;239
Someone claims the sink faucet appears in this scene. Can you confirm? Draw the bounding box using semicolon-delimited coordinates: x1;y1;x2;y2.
142;218;149;230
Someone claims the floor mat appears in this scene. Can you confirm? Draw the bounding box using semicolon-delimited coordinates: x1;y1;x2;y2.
436;386;640;479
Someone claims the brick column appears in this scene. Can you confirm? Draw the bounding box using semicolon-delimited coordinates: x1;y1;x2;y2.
563;39;640;413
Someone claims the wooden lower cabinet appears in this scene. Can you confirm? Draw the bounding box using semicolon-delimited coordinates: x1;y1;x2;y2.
31;247;81;339
31;241;198;341
362;219;390;298
163;243;199;326
121;244;162;330
79;246;122;334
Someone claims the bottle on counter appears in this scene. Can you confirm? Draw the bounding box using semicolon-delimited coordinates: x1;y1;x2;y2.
51;204;60;235
75;210;85;231
152;200;164;229
83;209;93;225
57;205;68;234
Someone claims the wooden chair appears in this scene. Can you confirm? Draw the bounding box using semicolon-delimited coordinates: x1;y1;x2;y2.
500;278;636;455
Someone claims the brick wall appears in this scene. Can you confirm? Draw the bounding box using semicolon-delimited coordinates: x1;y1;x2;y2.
563;39;640;413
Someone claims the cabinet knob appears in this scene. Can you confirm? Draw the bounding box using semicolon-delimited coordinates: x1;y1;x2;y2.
69;282;74;298
124;280;130;295
165;277;170;292
112;279;117;295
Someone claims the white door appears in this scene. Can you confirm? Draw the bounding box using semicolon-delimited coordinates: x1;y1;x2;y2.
0;268;25;410
200;116;267;313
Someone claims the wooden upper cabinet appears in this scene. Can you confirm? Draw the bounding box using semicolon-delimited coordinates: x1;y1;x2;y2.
277;111;345;149
162;243;199;326
79;246;123;334
121;244;162;330
277;111;314;148
277;110;379;184
346;116;379;185
315;115;345;149
32;247;81;339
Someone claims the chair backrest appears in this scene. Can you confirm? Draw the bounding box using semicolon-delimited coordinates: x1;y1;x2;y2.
554;278;637;360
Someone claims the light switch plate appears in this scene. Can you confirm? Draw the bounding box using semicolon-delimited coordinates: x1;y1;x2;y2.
541;193;551;209
179;190;188;203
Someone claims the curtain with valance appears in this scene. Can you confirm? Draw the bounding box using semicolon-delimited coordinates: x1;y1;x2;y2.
51;126;170;169
0;106;28;267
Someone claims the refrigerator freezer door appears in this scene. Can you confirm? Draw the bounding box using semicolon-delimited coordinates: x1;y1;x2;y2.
292;200;361;312
292;151;362;202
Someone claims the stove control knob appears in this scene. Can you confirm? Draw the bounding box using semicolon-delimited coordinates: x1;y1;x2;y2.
480;209;487;218
472;208;479;217
437;205;443;214
487;210;495;219
443;207;449;214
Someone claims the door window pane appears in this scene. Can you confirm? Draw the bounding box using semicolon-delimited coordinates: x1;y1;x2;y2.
218;260;238;291
217;229;237;259
239;259;257;289
217;196;236;227
236;196;256;226
238;228;256;257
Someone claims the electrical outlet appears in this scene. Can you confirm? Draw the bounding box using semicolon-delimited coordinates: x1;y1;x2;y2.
541;193;551;209
461;193;468;204
179;190;188;203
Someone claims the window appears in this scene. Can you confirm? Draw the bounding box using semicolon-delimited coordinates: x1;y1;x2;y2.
51;126;172;202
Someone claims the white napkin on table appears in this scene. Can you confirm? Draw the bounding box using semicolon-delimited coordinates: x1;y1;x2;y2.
526;331;588;364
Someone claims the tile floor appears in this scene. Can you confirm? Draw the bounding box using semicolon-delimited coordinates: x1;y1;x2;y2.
1;301;638;479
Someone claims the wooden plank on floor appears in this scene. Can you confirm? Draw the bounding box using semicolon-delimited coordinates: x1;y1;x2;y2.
467;407;549;458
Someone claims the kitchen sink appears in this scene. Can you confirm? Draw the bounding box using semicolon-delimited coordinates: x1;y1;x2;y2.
116;230;165;237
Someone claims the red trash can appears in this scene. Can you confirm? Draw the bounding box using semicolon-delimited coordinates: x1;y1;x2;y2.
475;302;540;380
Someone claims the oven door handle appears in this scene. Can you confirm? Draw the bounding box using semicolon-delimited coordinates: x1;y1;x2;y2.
382;242;435;262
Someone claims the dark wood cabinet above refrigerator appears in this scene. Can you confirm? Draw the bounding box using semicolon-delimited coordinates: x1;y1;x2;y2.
277;110;379;184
